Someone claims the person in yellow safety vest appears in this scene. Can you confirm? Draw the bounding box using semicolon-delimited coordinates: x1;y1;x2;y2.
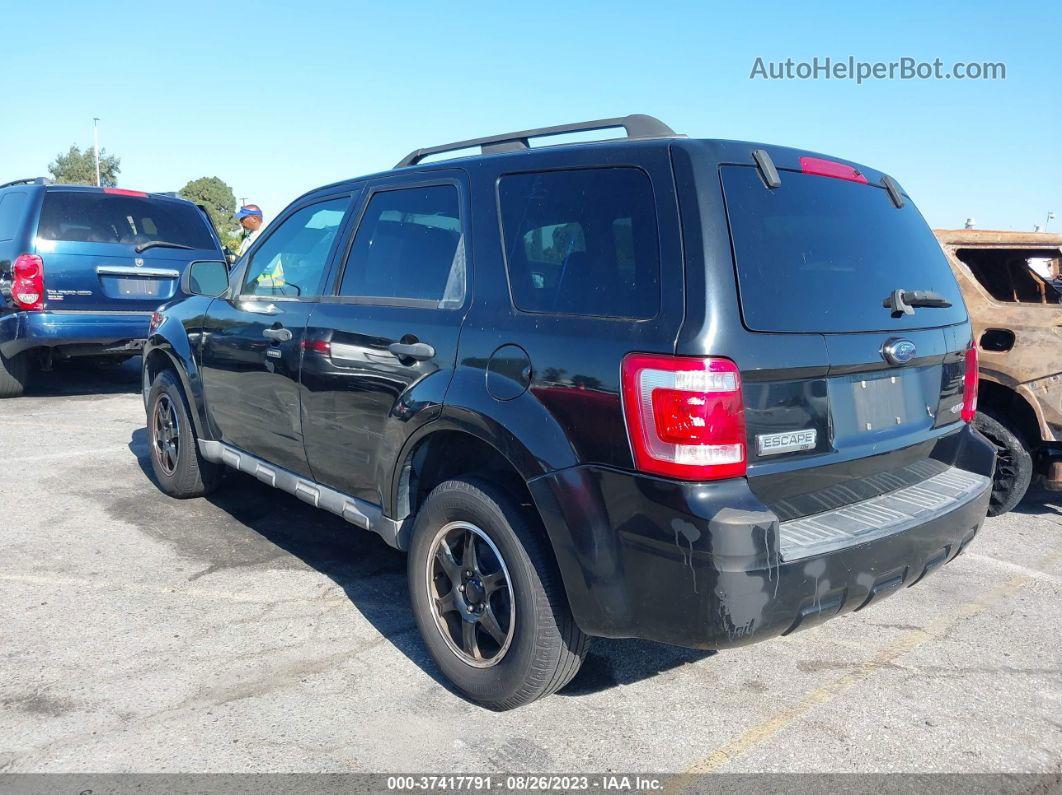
236;204;286;290
236;204;264;257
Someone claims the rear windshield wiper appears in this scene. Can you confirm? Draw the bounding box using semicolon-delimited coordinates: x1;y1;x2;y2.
883;289;952;316
134;241;194;253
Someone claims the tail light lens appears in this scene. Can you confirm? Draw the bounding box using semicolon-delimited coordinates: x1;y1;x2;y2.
301;338;331;356
961;344;978;423
12;254;45;310
621;353;746;480
799;156;869;184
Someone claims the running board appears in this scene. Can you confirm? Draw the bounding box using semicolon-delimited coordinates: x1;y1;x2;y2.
197;440;406;550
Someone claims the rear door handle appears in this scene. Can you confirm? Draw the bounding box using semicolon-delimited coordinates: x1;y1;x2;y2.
263;327;292;342
388;341;435;361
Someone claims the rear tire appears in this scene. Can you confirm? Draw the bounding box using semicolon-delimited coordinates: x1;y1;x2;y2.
974;410;1033;516
0;349;29;398
407;477;589;710
147;369;222;498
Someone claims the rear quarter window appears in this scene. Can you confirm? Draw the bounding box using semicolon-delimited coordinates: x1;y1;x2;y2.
722;166;967;333
0;191;29;242
498;168;660;319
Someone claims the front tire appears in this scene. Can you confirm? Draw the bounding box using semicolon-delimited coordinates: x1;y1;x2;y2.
147;369;222;498
408;478;589;709
0;349;29;398
974;410;1033;516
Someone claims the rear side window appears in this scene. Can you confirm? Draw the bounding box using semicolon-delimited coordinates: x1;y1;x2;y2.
498;168;660;319
339;185;465;306
37;192;215;249
722;166;967;333
956;248;1062;304
0;191;29;242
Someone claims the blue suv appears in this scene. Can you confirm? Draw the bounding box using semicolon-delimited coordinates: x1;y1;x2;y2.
0;178;224;396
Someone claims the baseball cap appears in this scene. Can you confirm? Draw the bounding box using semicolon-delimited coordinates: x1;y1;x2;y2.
236;204;263;219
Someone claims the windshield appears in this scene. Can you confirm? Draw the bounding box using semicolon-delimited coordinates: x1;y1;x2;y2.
37;192;216;250
722;166;967;333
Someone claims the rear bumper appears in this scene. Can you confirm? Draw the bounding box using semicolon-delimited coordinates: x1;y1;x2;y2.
528;423;995;649
0;310;151;357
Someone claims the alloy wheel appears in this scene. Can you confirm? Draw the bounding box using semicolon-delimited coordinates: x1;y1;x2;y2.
152;394;180;476
425;521;515;668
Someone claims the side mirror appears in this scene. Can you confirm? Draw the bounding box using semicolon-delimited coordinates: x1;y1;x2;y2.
182;259;230;297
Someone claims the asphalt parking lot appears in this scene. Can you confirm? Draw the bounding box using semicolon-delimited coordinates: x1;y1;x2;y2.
1;358;1059;775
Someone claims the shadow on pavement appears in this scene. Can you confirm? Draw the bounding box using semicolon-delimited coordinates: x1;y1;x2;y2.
127;427;710;702
1011;486;1062;518
24;356;142;398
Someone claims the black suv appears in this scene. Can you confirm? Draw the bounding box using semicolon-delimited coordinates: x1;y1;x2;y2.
142;115;994;709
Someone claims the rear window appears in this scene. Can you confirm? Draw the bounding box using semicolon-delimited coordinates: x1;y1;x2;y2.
498;168;660;319
37;192;215;250
722;166;967;333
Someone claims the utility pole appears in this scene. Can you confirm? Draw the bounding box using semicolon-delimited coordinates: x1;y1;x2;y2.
93;117;101;187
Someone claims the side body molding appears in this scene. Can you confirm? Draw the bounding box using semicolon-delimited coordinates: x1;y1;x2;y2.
198;440;406;549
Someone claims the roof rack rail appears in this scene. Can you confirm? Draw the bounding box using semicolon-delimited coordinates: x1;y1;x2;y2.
0;177;51;189
395;114;679;168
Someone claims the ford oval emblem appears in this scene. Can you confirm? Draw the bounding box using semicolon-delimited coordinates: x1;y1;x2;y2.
134;258;145;267
882;338;917;366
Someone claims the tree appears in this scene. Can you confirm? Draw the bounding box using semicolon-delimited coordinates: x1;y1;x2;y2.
48;145;120;187
178;176;240;250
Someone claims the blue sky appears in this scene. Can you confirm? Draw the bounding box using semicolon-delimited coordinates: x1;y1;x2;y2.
3;0;1058;230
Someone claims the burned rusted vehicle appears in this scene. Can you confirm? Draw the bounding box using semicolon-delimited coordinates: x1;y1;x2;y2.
936;229;1062;514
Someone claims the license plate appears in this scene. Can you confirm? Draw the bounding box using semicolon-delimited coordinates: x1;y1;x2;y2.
850;371;914;430
115;277;163;297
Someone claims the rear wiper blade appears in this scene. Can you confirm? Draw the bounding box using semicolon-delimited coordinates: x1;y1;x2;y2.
883;289;952;316
134;240;194;253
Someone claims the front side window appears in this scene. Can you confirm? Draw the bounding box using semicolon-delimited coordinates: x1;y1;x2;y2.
339;185;465;306
241;198;349;298
498;168;661;319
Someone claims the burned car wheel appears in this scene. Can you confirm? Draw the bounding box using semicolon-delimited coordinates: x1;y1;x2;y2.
974;410;1033;516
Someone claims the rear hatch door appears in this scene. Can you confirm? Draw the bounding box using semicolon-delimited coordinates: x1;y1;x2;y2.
32;189;221;312
719;161;974;531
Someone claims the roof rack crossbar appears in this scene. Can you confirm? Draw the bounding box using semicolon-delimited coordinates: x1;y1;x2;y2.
0;177;51;189
395;114;678;168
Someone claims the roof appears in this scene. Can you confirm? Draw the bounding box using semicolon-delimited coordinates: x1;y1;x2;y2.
934;229;1062;247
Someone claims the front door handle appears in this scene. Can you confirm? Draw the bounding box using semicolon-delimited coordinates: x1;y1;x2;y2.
263;327;292;342
388;341;435;361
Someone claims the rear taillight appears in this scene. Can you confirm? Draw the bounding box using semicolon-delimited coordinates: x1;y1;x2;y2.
300;339;331;356
103;188;148;197
621;353;746;480
961;344;978;423
11;254;45;310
